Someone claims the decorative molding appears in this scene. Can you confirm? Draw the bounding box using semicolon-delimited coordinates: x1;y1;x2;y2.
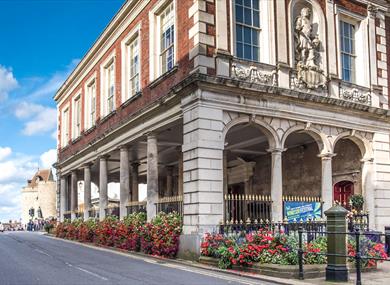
231;63;278;87
339;83;372;106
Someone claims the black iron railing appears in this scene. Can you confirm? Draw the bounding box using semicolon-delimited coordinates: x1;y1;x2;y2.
297;227;390;285
105;206;119;217
156;195;183;216
126;201;146;215
224;194;272;223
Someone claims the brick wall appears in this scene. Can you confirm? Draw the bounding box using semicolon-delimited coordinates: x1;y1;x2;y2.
58;0;193;162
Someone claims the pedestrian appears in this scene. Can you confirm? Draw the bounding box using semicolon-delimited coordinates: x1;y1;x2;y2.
0;222;4;233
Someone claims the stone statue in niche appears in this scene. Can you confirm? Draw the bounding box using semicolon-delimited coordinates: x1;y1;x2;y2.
293;7;327;90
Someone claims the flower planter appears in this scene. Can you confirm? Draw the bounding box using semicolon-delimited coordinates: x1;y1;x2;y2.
199;256;377;279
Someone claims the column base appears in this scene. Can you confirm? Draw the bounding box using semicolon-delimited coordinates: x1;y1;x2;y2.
177;234;201;261
326;265;349;282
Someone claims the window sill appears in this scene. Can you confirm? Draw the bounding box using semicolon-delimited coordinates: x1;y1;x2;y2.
99;110;117;124
84;125;96;135
72;136;82;144
149;65;178;89
121;91;142;108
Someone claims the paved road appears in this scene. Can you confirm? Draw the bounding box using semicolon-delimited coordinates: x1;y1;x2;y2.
0;232;275;285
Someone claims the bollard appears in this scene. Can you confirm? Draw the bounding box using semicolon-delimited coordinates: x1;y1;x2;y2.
325;205;349;282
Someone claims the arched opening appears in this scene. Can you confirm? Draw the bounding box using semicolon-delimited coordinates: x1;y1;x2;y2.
282;132;322;220
224;123;272;222
283;132;322;197
332;138;363;208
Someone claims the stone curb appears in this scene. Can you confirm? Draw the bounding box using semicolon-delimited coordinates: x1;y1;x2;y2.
44;234;314;285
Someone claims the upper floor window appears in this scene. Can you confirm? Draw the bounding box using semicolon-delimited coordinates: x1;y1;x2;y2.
85;78;96;130
122;28;140;102
100;55;116;117
235;0;260;61
61;107;69;147
72;94;81;139
340;21;356;82
160;2;175;74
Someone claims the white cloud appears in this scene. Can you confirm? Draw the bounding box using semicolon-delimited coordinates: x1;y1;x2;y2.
0;65;18;101
27;58;80;100
14;101;57;136
40;149;57;169
0;147;12;161
0;146;57;222
21;106;57;136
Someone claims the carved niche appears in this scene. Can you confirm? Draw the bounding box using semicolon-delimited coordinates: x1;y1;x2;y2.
292;6;328;90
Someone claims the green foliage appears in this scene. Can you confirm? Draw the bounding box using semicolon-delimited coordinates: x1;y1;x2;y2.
349;194;364;211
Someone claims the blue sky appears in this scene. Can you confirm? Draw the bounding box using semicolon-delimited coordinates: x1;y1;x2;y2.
0;0;124;222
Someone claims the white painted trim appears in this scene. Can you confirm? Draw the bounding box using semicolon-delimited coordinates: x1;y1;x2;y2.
72;91;82;140
100;50;116;118
60;102;70;148
56;0;150;106
149;0;177;81
230;0;274;64
121;23;141;104
335;8;370;87
84;72;97;130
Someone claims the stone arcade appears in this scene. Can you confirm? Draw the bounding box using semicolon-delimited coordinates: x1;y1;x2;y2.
55;0;390;257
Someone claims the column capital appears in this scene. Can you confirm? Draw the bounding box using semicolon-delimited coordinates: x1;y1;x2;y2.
82;162;93;169
119;144;130;151
318;152;336;160
361;157;374;163
266;148;286;154
145;132;158;139
98;154;110;161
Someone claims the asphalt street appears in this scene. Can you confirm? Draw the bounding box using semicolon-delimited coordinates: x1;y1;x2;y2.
0;232;276;285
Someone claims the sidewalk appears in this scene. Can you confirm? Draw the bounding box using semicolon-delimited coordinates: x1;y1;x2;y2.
45;234;389;285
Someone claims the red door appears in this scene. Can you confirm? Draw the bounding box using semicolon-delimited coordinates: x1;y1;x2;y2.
333;181;354;209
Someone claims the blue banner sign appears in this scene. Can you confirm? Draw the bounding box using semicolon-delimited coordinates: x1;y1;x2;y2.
284;202;322;222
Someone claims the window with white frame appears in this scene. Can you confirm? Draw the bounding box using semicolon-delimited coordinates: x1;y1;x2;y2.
101;56;116;117
61;107;69;147
234;0;260;61
85;78;96;129
72;95;81;139
340;21;356;82
122;31;140;102
160;2;175;74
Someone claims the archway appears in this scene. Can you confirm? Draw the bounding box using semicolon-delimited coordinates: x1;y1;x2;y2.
224;122;274;222
332;138;363;208
282;131;322;220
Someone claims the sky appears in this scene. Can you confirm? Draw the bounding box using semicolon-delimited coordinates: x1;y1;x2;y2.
0;0;124;222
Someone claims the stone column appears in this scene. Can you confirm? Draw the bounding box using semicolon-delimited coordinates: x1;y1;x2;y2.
362;158;375;229
120;146;130;219
269;148;283;222
320;153;335;213
70;171;78;220
147;134;159;221
99;156;108;221
131;162;139;202
60;176;67;222
83;164;92;220
166;166;174;197
181;101;224;244
368;5;378;86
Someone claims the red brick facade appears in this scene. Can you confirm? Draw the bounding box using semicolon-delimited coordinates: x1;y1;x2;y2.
58;0;194;161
